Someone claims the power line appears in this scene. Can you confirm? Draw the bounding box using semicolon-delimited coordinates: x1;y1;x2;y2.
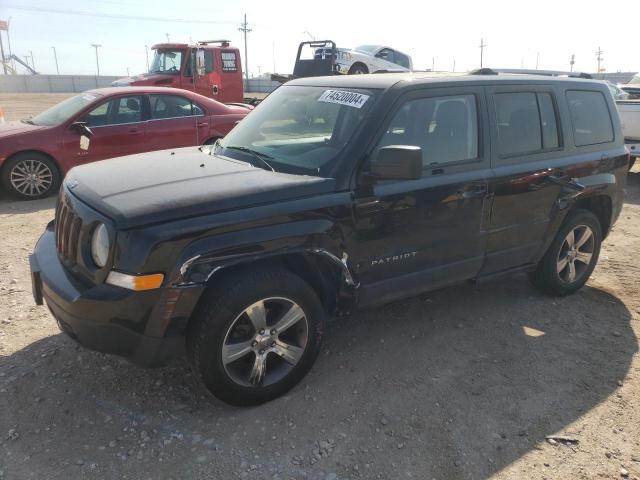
1;4;238;25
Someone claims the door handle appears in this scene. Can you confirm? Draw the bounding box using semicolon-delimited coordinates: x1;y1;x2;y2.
128;129;144;135
196;122;209;127
458;183;488;199
548;175;585;191
355;197;384;214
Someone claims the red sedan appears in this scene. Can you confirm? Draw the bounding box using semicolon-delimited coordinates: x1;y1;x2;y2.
0;87;252;199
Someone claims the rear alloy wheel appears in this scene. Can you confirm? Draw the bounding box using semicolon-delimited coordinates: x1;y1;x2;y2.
187;268;324;406
2;153;60;200
556;225;595;284
529;209;602;296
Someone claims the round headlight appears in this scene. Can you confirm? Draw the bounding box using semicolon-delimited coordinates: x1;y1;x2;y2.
91;223;110;268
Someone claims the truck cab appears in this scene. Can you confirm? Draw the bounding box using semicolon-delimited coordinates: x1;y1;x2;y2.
112;40;243;103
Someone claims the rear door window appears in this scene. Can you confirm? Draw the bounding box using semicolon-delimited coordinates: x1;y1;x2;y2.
494;91;561;156
150;94;197;119
566;90;614;146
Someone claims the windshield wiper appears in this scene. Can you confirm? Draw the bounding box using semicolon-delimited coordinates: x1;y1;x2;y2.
21;118;35;125
223;145;275;172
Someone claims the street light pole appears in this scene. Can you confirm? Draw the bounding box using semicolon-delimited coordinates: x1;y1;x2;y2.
52;46;59;74
90;43;101;86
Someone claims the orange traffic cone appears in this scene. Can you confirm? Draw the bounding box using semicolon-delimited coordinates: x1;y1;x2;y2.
0;106;5;124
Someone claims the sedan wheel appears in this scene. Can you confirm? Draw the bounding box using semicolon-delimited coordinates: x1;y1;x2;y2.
10;159;54;197
2;153;60;200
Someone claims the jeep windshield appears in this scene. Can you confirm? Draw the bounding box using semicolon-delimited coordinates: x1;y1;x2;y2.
149;49;183;74
215;85;379;176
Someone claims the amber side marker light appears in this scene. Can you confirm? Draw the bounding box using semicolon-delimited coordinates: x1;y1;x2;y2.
106;271;164;291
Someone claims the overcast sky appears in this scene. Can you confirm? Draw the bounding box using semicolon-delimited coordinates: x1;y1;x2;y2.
1;0;638;78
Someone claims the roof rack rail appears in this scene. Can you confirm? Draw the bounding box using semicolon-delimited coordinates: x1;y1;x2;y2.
197;39;231;46
470;67;592;79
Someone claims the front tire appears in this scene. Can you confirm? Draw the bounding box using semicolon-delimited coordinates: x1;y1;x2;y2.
529;209;602;296
187;268;325;406
1;152;60;200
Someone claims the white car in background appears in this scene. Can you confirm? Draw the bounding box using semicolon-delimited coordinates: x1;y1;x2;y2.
316;44;413;74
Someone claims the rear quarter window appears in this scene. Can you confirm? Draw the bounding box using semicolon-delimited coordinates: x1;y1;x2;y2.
566;90;614;146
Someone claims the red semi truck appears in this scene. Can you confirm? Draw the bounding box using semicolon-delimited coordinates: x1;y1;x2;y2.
112;40;244;103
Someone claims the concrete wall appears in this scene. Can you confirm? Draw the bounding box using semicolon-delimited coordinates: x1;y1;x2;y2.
245;78;280;93
0;75;281;94
0;75;121;93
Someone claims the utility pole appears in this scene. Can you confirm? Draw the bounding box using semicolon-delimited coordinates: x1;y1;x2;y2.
165;33;170;43
29;50;35;70
52;46;59;74
570;54;575;72
0;31;6;75
90;44;101;85
535;52;539;70
238;13;251;84
452;59;456;72
126;67;130;76
479;38;486;68
431;57;435;71
596;47;604;76
145;45;149;71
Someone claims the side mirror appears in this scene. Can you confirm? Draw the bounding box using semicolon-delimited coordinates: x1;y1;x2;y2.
196;50;206;76
369;145;422;180
71;121;93;137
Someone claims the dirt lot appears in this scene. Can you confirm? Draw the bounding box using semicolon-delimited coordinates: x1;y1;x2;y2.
0;96;639;479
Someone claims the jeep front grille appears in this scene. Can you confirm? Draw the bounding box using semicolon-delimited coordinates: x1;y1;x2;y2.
55;193;83;267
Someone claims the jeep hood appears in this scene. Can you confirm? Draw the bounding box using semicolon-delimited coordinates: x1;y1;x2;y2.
65;147;335;229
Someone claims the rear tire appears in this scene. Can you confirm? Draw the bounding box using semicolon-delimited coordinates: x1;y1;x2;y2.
1;152;61;200
187;267;325;406
529;209;602;296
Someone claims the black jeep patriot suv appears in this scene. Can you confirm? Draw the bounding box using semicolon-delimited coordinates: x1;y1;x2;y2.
30;72;628;405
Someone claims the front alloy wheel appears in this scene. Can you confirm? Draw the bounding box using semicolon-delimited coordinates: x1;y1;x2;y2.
2;153;60;200
222;297;309;387
187;268;324;406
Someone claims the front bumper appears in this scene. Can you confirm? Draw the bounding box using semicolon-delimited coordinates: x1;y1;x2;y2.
30;224;188;367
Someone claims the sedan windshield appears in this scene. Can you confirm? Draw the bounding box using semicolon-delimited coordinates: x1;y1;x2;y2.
216;85;378;176
150;49;183;74
30;93;102;126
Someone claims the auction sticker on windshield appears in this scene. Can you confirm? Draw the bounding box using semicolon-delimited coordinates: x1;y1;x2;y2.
318;90;370;108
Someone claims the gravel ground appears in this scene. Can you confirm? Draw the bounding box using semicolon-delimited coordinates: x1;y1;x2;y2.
0;96;639;479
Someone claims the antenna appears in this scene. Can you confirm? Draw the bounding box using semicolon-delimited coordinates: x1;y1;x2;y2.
479;38;487;68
